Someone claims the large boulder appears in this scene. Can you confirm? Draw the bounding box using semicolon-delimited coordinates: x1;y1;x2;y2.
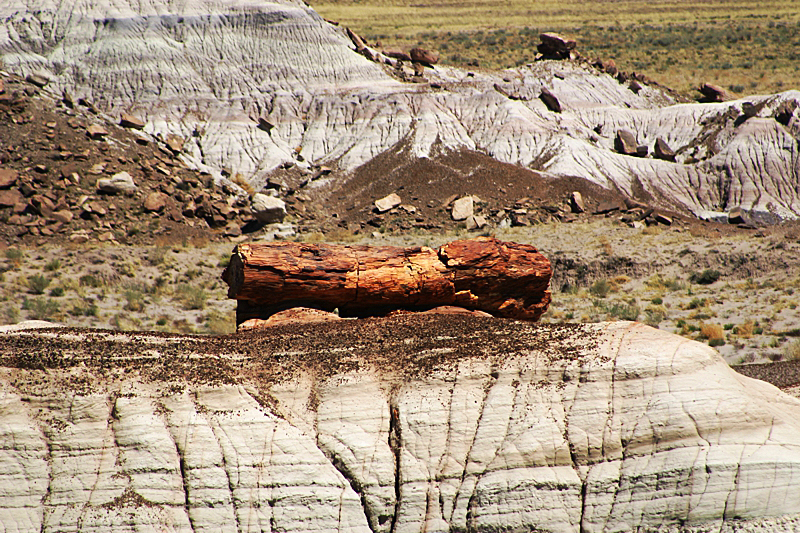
251;192;286;223
538;32;577;59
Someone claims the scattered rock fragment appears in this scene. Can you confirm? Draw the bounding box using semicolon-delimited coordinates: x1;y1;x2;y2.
25;73;49;88
384;48;411;61
251;193;287;223
0;189;23;207
465;214;487;231
728;207;748;225
614;130;637;155
774;101;797;126
0;169;19;189
654;138;676;162
539;88;561;112
143;191;168;212
165;134;184;154
654;213;672;226
96;172;137;194
86;124;109;139
257;118;274;132
699;83;726;103
537;32;576;59
410;48;438;67
119;113;145;130
570;191;585;213
374;193;402;213
451;196;474;221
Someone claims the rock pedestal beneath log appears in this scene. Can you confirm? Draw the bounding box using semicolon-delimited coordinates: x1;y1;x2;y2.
537;32;577;59
222;237;551;326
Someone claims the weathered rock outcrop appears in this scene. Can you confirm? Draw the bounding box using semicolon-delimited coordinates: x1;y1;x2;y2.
2;0;799;221
1;317;800;532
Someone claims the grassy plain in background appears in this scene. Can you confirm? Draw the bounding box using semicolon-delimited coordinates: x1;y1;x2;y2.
310;0;800;97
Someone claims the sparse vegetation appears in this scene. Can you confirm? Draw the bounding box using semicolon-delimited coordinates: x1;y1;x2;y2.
589;279;611;298
27;274;51;295
690;269;721;285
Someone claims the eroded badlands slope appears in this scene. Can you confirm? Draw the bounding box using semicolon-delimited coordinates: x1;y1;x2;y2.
1;0;799;220
1;316;800;532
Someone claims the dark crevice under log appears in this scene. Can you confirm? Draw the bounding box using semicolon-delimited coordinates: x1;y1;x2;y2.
222;237;551;325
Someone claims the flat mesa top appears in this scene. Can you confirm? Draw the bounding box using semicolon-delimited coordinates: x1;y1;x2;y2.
0;315;600;387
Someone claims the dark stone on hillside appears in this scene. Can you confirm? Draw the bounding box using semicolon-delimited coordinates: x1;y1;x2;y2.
741;102;758;118
0;169;19;189
537;33;576;60
62;89;74;108
166;134;184;154
570;191;585;213
654;138;676;162
728;207;749;225
346;27;367;53
605;59;618;76
636;145;649;158
699;83;726;103
410;48;439;67
614;130;637;155
258;117;274;133
0;189;23;207
509;210;529;227
119;113;145;130
25;74;49;88
539;88;561;112
654;213;672;226
629;80;642;94
86;124;108;139
623;197;648;211
595;200;622;215
775;101;797;126
384;48;411;61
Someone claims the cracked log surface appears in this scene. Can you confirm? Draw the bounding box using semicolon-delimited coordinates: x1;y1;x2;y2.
222;237;552;323
2;0;799;219
2;316;800;532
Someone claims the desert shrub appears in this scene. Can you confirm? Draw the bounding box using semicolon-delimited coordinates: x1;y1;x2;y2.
690;269;721;285
23;297;60;321
646;274;686;291
123;290;146;312
709;338;725;347
589;279;611;298
27;274;51;295
608;302;640;321
651;297;663;305
4;248;23;269
80;274;103;288
204;311;235;335
724;323;734;330
644;304;668;326
49;287;64;297
44;259;62;272
156;317;168;326
218;254;231;268
147;246;170;266
785;340;800;361
174;284;208;310
734;320;754;338
700;323;725;341
2;304;20;324
687;297;707;310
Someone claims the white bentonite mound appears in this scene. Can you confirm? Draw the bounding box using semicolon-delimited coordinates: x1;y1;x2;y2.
1;0;799;220
1;320;800;532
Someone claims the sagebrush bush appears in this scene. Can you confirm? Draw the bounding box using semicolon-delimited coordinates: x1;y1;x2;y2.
27;274;51;295
700;323;725;341
589;279;611;298
690;269;721;285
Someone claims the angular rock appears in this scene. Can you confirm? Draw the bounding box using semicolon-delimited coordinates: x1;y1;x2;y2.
0;168;19;189
119;113;145;130
699;83;726;102
595;200;622;214
251;193;286;224
143;191;169;212
654;137;676;162
86;124;108;139
728;207;748;225
0;189;23;207
654;213;673;225
165;134;184;154
509;210;530;226
96;172;137;194
465;214;487;231
257;117;274;132
537;32;577;59
539;88;561;113
614;129;637;155
374;193;402;213
774;100;797;126
49;209;73;224
570;191;585;213
635;144;649;157
409;48;438;66
25;73;49;87
384;48;411;61
451;196;474;221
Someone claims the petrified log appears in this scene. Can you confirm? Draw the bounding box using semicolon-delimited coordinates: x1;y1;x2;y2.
222;237;551;324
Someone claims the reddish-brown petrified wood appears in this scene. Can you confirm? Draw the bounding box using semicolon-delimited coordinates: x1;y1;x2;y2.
222;237;551;326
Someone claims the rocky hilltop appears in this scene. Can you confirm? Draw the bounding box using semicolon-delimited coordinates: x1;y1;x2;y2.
1;0;799;222
1;316;800;532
